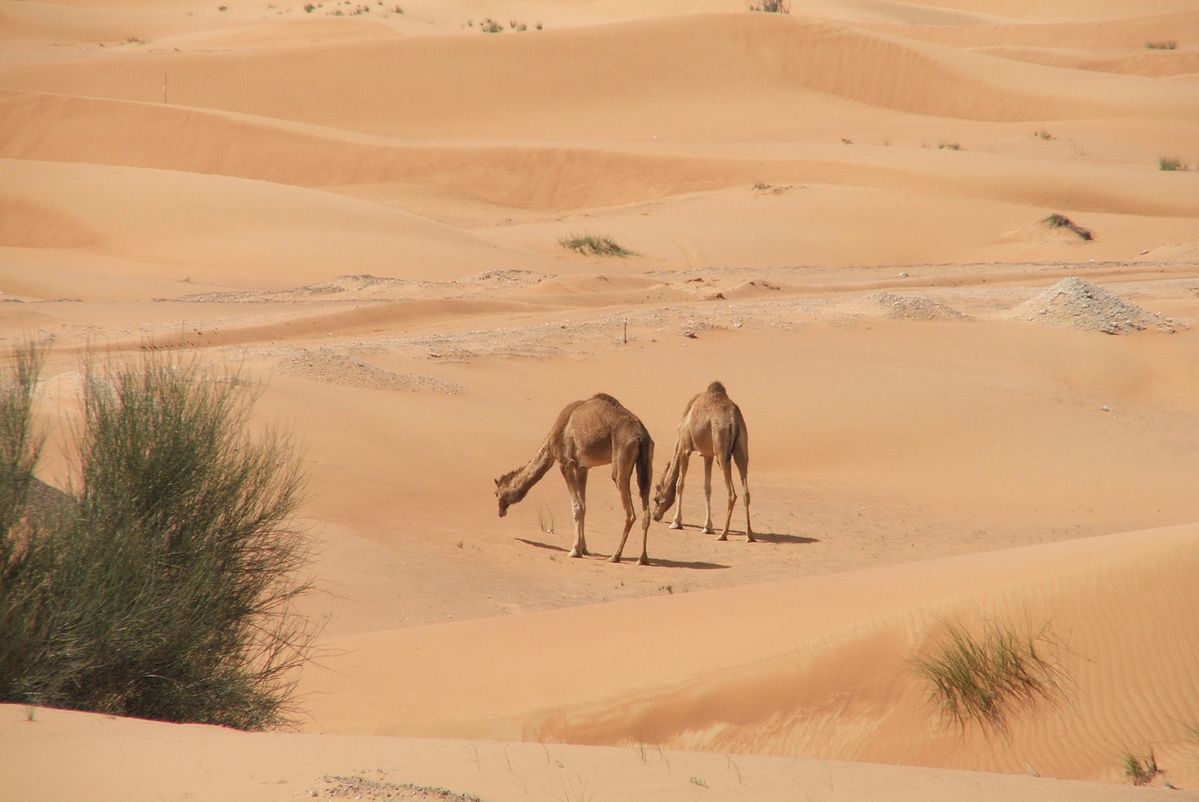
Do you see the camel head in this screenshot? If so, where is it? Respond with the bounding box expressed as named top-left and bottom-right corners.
top-left (495, 474), bottom-right (525, 517)
top-left (651, 464), bottom-right (677, 522)
top-left (494, 477), bottom-right (511, 517)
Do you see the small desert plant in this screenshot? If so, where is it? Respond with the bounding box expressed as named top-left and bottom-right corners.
top-left (559, 234), bottom-right (634, 258)
top-left (748, 0), bottom-right (790, 12)
top-left (537, 505), bottom-right (554, 535)
top-left (0, 345), bottom-right (314, 730)
top-left (1033, 129), bottom-right (1054, 140)
top-left (1043, 212), bottom-right (1093, 240)
top-left (689, 776), bottom-right (708, 788)
top-left (1145, 40), bottom-right (1177, 50)
top-left (938, 141), bottom-right (962, 151)
top-left (914, 618), bottom-right (1064, 733)
top-left (1123, 749), bottom-right (1160, 785)
top-left (480, 17), bottom-right (502, 33)
top-left (1159, 156), bottom-right (1187, 171)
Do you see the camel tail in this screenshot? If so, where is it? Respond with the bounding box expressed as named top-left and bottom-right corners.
top-left (636, 434), bottom-right (654, 506)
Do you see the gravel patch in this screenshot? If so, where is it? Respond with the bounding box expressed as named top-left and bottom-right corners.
top-left (835, 291), bottom-right (969, 321)
top-left (278, 347), bottom-right (462, 393)
top-left (1006, 277), bottom-right (1179, 334)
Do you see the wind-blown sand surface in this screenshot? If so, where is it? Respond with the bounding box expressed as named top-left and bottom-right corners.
top-left (3, 0), bottom-right (1199, 799)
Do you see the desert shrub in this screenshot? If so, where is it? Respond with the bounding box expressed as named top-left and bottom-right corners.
top-left (0, 347), bottom-right (313, 730)
top-left (0, 343), bottom-right (41, 542)
top-left (1158, 157), bottom-right (1187, 171)
top-left (559, 234), bottom-right (634, 257)
top-left (748, 0), bottom-right (790, 12)
top-left (1123, 749), bottom-right (1160, 785)
top-left (1145, 40), bottom-right (1177, 50)
top-left (1043, 213), bottom-right (1093, 240)
top-left (914, 618), bottom-right (1064, 733)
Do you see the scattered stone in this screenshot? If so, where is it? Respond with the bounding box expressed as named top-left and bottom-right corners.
top-left (683, 330), bottom-right (698, 339)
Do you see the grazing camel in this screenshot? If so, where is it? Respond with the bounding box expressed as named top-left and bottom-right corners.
top-left (495, 393), bottom-right (655, 565)
top-left (652, 381), bottom-right (753, 541)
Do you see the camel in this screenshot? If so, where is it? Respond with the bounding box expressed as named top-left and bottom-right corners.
top-left (495, 393), bottom-right (655, 565)
top-left (652, 381), bottom-right (753, 541)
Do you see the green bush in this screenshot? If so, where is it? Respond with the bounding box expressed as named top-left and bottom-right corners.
top-left (0, 347), bottom-right (313, 730)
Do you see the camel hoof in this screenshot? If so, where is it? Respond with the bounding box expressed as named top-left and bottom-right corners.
top-left (568, 549), bottom-right (583, 558)
top-left (637, 555), bottom-right (649, 566)
top-left (747, 535), bottom-right (757, 543)
top-left (717, 534), bottom-right (728, 541)
top-left (668, 521), bottom-right (683, 530)
top-left (703, 527), bottom-right (715, 535)
top-left (609, 554), bottom-right (621, 564)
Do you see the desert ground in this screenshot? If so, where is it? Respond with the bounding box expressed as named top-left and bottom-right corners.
top-left (3, 0), bottom-right (1199, 799)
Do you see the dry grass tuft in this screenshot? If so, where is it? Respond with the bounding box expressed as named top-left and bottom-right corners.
top-left (1122, 749), bottom-right (1160, 785)
top-left (559, 235), bottom-right (634, 258)
top-left (914, 619), bottom-right (1065, 734)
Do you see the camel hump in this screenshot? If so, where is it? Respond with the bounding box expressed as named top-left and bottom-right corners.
top-left (591, 392), bottom-right (622, 406)
top-left (707, 381), bottom-right (727, 396)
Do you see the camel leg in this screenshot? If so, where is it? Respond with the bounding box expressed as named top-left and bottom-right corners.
top-left (637, 484), bottom-right (651, 566)
top-left (702, 455), bottom-right (715, 534)
top-left (668, 451), bottom-right (691, 530)
top-left (562, 462), bottom-right (589, 558)
top-left (717, 457), bottom-right (737, 541)
top-left (610, 449), bottom-right (637, 564)
top-left (734, 441), bottom-right (754, 542)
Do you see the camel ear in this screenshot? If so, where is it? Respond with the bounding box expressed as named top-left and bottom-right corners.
top-left (494, 477), bottom-right (500, 486)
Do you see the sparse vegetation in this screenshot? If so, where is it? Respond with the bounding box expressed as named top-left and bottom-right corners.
top-left (1159, 156), bottom-right (1188, 171)
top-left (321, 776), bottom-right (482, 801)
top-left (1145, 40), bottom-right (1177, 50)
top-left (0, 345), bottom-right (314, 730)
top-left (559, 234), bottom-right (634, 258)
top-left (690, 776), bottom-right (709, 788)
top-left (914, 619), bottom-right (1064, 733)
top-left (1043, 213), bottom-right (1093, 241)
top-left (537, 505), bottom-right (554, 535)
top-left (480, 17), bottom-right (502, 33)
top-left (1033, 129), bottom-right (1054, 140)
top-left (1122, 749), bottom-right (1160, 785)
top-left (748, 0), bottom-right (790, 12)
top-left (938, 141), bottom-right (962, 151)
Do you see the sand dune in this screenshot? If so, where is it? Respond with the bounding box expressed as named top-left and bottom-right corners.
top-left (298, 524), bottom-right (1199, 786)
top-left (1, 704), bottom-right (1162, 802)
top-left (4, 14), bottom-right (1196, 140)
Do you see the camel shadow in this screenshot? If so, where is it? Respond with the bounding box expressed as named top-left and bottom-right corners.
top-left (750, 531), bottom-right (819, 545)
top-left (647, 557), bottom-right (730, 570)
top-left (663, 525), bottom-right (818, 546)
top-left (515, 538), bottom-right (729, 570)
top-left (515, 537), bottom-right (568, 553)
